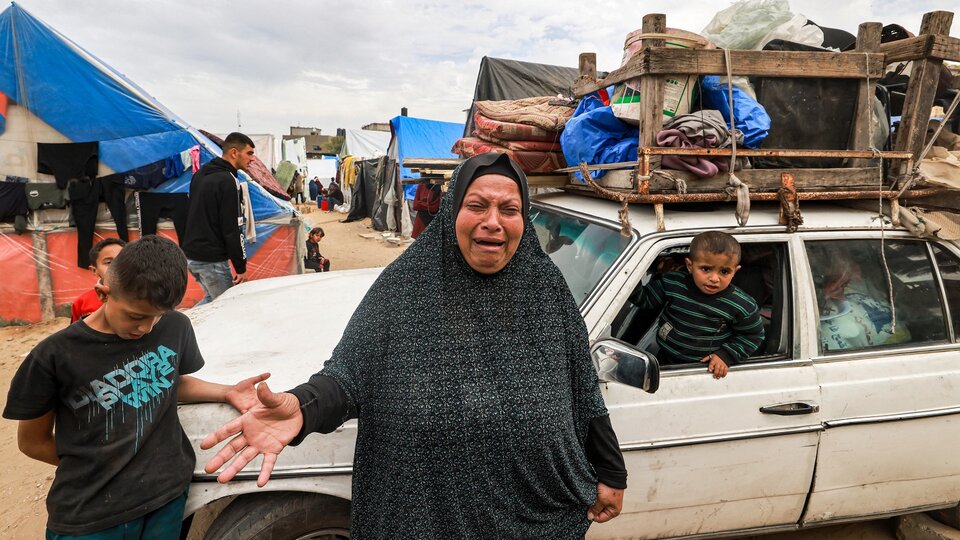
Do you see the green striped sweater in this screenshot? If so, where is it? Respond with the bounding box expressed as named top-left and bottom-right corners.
top-left (630, 271), bottom-right (764, 365)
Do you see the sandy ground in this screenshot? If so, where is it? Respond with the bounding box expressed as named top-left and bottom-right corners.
top-left (0, 208), bottom-right (900, 538)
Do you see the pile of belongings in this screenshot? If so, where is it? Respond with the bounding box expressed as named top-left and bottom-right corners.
top-left (453, 96), bottom-right (573, 174)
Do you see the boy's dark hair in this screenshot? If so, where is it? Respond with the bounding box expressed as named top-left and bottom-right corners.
top-left (223, 132), bottom-right (255, 153)
top-left (89, 237), bottom-right (127, 266)
top-left (689, 231), bottom-right (741, 263)
top-left (108, 235), bottom-right (188, 310)
top-left (309, 227), bottom-right (325, 237)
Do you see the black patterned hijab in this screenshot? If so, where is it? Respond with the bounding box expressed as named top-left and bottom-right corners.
top-left (320, 153), bottom-right (608, 539)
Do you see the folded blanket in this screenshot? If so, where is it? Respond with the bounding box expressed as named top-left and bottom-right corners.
top-left (656, 110), bottom-right (740, 179)
top-left (475, 97), bottom-right (576, 131)
top-left (474, 131), bottom-right (563, 153)
top-left (474, 112), bottom-right (560, 143)
top-left (453, 137), bottom-right (566, 174)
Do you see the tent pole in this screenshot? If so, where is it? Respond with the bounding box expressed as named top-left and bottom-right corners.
top-left (32, 231), bottom-right (56, 321)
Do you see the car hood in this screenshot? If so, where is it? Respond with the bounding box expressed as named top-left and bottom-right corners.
top-left (186, 267), bottom-right (383, 390)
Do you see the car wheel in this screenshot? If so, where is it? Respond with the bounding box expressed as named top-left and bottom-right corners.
top-left (203, 491), bottom-right (350, 540)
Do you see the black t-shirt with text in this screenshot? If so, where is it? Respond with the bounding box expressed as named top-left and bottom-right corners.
top-left (3, 310), bottom-right (204, 535)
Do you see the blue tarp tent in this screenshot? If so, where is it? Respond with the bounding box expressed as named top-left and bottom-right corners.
top-left (388, 116), bottom-right (464, 201)
top-left (0, 2), bottom-right (291, 223)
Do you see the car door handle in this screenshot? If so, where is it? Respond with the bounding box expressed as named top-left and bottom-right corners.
top-left (760, 402), bottom-right (820, 415)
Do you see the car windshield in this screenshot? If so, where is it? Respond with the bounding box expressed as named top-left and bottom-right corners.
top-left (530, 204), bottom-right (632, 306)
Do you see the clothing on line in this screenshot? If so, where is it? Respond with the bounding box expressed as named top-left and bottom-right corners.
top-left (69, 176), bottom-right (129, 268)
top-left (135, 191), bottom-right (189, 241)
top-left (37, 142), bottom-right (99, 189)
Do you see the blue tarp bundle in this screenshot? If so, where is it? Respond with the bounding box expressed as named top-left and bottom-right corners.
top-left (0, 3), bottom-right (291, 221)
top-left (390, 116), bottom-right (464, 200)
top-left (561, 91), bottom-right (639, 182)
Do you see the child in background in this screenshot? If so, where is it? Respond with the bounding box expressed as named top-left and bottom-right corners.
top-left (71, 237), bottom-right (126, 322)
top-left (4, 235), bottom-right (268, 539)
top-left (630, 231), bottom-right (764, 379)
top-left (305, 226), bottom-right (330, 272)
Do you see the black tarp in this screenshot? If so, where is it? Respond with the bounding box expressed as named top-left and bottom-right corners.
top-left (753, 40), bottom-right (860, 169)
top-left (464, 57), bottom-right (606, 137)
top-left (345, 156), bottom-right (397, 230)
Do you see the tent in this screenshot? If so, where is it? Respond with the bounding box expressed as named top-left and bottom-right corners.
top-left (340, 129), bottom-right (390, 160)
top-left (0, 3), bottom-right (298, 324)
top-left (389, 115), bottom-right (464, 202)
top-left (464, 56), bottom-right (602, 136)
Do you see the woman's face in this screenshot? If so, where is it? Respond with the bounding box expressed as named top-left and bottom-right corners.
top-left (455, 174), bottom-right (524, 274)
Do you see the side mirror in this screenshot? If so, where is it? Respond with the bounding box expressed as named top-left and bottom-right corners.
top-left (591, 338), bottom-right (660, 393)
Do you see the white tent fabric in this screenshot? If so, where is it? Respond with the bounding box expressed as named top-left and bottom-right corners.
top-left (217, 133), bottom-right (279, 169)
top-left (307, 158), bottom-right (338, 187)
top-left (341, 129), bottom-right (390, 159)
top-left (282, 137), bottom-right (307, 171)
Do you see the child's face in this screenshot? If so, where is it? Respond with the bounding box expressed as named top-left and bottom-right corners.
top-left (93, 284), bottom-right (167, 340)
top-left (90, 244), bottom-right (123, 280)
top-left (685, 252), bottom-right (740, 295)
top-left (310, 232), bottom-right (323, 243)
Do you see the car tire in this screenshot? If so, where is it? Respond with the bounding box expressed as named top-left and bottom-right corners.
top-left (202, 491), bottom-right (351, 540)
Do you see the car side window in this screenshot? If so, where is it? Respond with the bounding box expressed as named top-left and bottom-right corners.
top-left (806, 240), bottom-right (948, 354)
top-left (932, 244), bottom-right (960, 340)
top-left (610, 241), bottom-right (790, 368)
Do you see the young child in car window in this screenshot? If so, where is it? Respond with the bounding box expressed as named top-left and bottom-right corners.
top-left (630, 231), bottom-right (764, 379)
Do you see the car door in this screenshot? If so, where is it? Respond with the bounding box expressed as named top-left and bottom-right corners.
top-left (586, 234), bottom-right (822, 540)
top-left (800, 235), bottom-right (960, 524)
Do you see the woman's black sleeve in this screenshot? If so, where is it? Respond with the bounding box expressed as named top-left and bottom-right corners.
top-left (286, 374), bottom-right (357, 446)
top-left (585, 415), bottom-right (628, 489)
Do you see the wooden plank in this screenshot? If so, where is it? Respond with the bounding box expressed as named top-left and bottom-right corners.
top-left (32, 231), bottom-right (55, 321)
top-left (402, 158), bottom-right (461, 168)
top-left (527, 175), bottom-right (568, 188)
top-left (893, 11), bottom-right (954, 176)
top-left (848, 22), bottom-right (883, 168)
top-left (639, 14), bottom-right (666, 174)
top-left (582, 167), bottom-right (886, 193)
top-left (577, 52), bottom-right (598, 94)
top-left (882, 34), bottom-right (960, 63)
top-left (574, 49), bottom-right (886, 96)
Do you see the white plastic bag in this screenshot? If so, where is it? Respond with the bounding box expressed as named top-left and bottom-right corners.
top-left (702, 0), bottom-right (797, 49)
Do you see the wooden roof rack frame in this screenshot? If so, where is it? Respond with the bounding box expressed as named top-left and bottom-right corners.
top-left (566, 11), bottom-right (960, 230)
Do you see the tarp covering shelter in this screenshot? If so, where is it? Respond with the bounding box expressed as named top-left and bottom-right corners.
top-left (464, 56), bottom-right (595, 137)
top-left (0, 3), bottom-right (298, 324)
top-left (389, 115), bottom-right (464, 202)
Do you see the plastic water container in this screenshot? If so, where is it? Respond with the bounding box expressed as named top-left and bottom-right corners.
top-left (611, 28), bottom-right (710, 126)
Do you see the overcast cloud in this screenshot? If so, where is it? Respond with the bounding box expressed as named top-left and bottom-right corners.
top-left (15, 0), bottom-right (943, 136)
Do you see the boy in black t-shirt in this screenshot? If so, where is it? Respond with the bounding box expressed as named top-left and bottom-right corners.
top-left (3, 235), bottom-right (269, 539)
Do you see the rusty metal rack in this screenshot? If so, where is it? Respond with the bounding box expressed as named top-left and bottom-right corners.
top-left (565, 10), bottom-right (960, 230)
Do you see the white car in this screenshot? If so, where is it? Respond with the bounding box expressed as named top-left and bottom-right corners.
top-left (180, 193), bottom-right (960, 539)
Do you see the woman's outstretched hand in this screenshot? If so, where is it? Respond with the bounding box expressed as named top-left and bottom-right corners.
top-left (201, 382), bottom-right (304, 487)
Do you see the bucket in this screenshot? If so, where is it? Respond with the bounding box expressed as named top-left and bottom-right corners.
top-left (611, 28), bottom-right (710, 126)
top-left (321, 197), bottom-right (329, 211)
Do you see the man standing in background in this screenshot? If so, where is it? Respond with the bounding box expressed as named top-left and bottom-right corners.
top-left (182, 132), bottom-right (254, 305)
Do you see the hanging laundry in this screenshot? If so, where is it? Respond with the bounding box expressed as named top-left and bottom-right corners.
top-left (25, 182), bottom-right (68, 210)
top-left (0, 181), bottom-right (28, 233)
top-left (190, 146), bottom-right (200, 173)
top-left (0, 90), bottom-right (7, 135)
top-left (135, 191), bottom-right (188, 240)
top-left (37, 141), bottom-right (99, 189)
top-left (164, 154), bottom-right (185, 180)
top-left (119, 159), bottom-right (166, 189)
top-left (70, 175), bottom-right (129, 268)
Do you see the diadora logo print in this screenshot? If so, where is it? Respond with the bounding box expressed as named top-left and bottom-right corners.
top-left (68, 346), bottom-right (178, 412)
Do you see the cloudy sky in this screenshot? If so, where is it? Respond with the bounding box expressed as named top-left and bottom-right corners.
top-left (15, 0), bottom-right (943, 137)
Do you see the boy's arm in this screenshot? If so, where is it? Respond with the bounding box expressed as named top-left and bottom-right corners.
top-left (715, 303), bottom-right (765, 366)
top-left (180, 373), bottom-right (269, 413)
top-left (17, 411), bottom-right (58, 466)
top-left (629, 274), bottom-right (667, 312)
